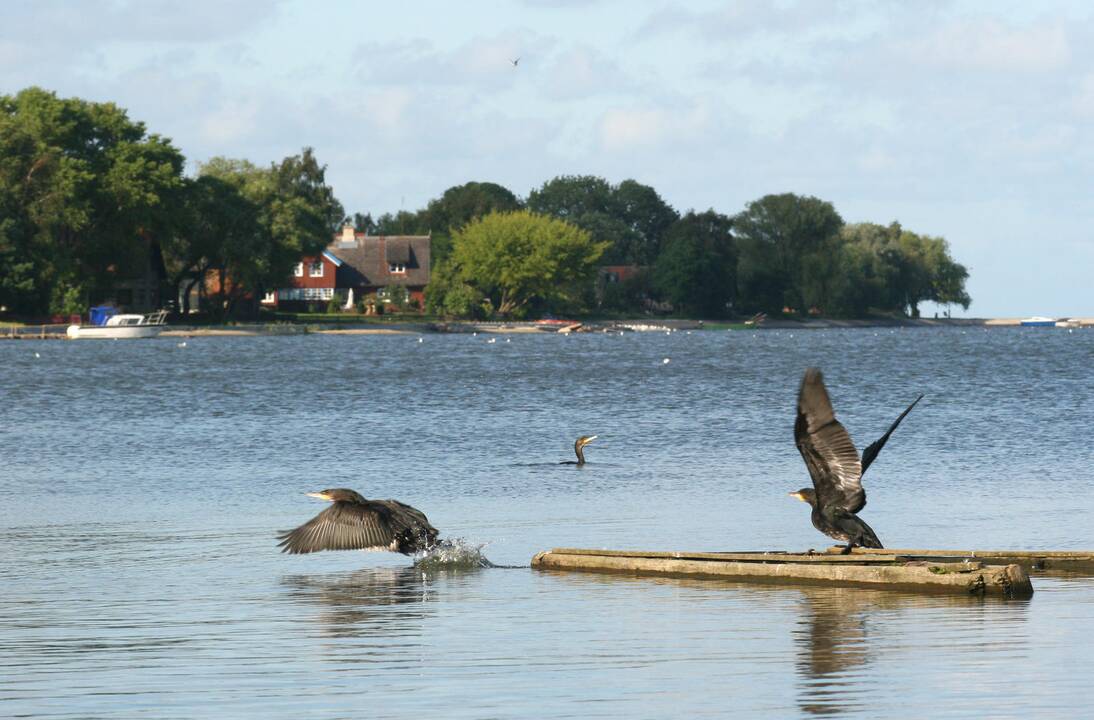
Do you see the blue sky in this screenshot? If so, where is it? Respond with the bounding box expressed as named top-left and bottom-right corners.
top-left (4, 0), bottom-right (1092, 317)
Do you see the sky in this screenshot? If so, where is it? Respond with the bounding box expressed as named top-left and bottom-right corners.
top-left (3, 0), bottom-right (1092, 317)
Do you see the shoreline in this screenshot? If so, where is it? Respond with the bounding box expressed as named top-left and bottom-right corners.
top-left (159, 316), bottom-right (1093, 337)
top-left (4, 316), bottom-right (1091, 340)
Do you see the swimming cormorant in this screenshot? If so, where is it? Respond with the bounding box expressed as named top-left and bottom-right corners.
top-left (277, 489), bottom-right (438, 555)
top-left (790, 368), bottom-right (922, 553)
top-left (560, 435), bottom-right (597, 465)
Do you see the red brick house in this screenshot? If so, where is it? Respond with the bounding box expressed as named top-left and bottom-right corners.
top-left (261, 251), bottom-right (342, 308)
top-left (264, 224), bottom-right (431, 310)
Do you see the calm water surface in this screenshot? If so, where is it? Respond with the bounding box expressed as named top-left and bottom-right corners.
top-left (2, 327), bottom-right (1093, 717)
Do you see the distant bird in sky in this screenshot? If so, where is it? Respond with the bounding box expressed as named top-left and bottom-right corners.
top-left (511, 57), bottom-right (520, 67)
top-left (790, 368), bottom-right (923, 553)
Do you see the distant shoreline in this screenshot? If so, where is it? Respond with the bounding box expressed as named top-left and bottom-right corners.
top-left (4, 316), bottom-right (1089, 340)
top-left (155, 316), bottom-right (1093, 337)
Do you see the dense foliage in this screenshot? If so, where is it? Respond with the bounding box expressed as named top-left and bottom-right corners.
top-left (0, 87), bottom-right (185, 315)
top-left (427, 211), bottom-right (608, 318)
top-left (1, 87), bottom-right (971, 321)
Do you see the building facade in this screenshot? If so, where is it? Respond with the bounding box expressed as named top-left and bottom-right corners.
top-left (264, 225), bottom-right (431, 311)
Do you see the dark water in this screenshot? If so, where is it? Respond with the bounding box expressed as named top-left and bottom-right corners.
top-left (2, 327), bottom-right (1092, 718)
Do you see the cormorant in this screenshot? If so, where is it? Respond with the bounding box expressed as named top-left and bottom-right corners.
top-left (560, 435), bottom-right (597, 465)
top-left (789, 368), bottom-right (922, 553)
top-left (277, 489), bottom-right (438, 555)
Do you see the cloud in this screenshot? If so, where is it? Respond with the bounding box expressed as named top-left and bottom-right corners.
top-left (899, 17), bottom-right (1071, 73)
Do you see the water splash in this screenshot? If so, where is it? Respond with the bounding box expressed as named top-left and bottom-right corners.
top-left (414, 538), bottom-right (495, 570)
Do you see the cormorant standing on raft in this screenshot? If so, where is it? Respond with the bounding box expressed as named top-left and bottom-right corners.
top-left (560, 435), bottom-right (597, 465)
top-left (277, 489), bottom-right (438, 556)
top-left (790, 368), bottom-right (922, 553)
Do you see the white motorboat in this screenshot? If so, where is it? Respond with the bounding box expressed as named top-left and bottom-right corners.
top-left (67, 310), bottom-right (168, 339)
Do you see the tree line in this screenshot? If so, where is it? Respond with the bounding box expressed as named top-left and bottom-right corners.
top-left (384, 177), bottom-right (971, 319)
top-left (0, 87), bottom-right (343, 319)
top-left (0, 87), bottom-right (970, 320)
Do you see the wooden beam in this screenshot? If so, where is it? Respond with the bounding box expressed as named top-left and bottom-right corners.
top-left (532, 548), bottom-right (1033, 598)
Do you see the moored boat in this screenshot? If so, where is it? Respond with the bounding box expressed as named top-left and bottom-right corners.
top-left (67, 310), bottom-right (168, 339)
top-left (1020, 316), bottom-right (1057, 327)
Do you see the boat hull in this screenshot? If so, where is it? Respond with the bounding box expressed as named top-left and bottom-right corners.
top-left (66, 325), bottom-right (165, 339)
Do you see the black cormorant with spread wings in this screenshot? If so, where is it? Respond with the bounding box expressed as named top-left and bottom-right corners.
top-left (789, 368), bottom-right (922, 553)
top-left (560, 435), bottom-right (597, 465)
top-left (277, 489), bottom-right (438, 556)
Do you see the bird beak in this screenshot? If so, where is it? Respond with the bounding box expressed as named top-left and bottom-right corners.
top-left (788, 491), bottom-right (803, 502)
top-left (586, 435), bottom-right (598, 443)
top-left (306, 492), bottom-right (331, 501)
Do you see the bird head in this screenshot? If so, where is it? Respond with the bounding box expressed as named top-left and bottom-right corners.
top-left (576, 435), bottom-right (598, 449)
top-left (789, 488), bottom-right (817, 507)
top-left (307, 488), bottom-right (366, 504)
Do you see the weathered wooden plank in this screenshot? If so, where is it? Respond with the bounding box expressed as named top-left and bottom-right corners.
top-left (548, 548), bottom-right (908, 565)
top-left (833, 547), bottom-right (1094, 572)
top-left (531, 548), bottom-right (1033, 598)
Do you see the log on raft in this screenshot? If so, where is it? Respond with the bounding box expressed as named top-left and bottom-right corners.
top-left (831, 547), bottom-right (1094, 573)
top-left (531, 548), bottom-right (1033, 598)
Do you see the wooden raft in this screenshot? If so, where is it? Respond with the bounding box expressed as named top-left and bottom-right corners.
top-left (833, 547), bottom-right (1094, 573)
top-left (531, 548), bottom-right (1033, 598)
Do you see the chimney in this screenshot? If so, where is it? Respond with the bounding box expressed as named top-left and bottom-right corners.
top-left (341, 223), bottom-right (355, 243)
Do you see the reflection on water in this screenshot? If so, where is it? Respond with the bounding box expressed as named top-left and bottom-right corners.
top-left (792, 589), bottom-right (1022, 716)
top-left (282, 566), bottom-right (438, 639)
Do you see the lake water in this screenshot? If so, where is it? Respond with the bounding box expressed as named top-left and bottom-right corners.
top-left (2, 327), bottom-right (1093, 718)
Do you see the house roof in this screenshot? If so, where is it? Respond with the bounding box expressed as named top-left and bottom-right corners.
top-left (328, 235), bottom-right (431, 287)
top-left (321, 250), bottom-right (343, 267)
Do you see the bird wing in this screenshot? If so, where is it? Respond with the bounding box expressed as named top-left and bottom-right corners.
top-left (378, 499), bottom-right (438, 541)
top-left (277, 501), bottom-right (396, 554)
top-left (860, 394), bottom-right (923, 477)
top-left (795, 368), bottom-right (865, 512)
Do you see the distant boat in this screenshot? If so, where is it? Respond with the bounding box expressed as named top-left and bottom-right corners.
top-left (67, 310), bottom-right (168, 339)
top-left (1020, 316), bottom-right (1057, 327)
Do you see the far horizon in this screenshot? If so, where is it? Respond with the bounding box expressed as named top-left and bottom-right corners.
top-left (3, 1), bottom-right (1092, 317)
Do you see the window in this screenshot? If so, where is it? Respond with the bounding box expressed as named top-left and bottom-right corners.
top-left (309, 260), bottom-right (324, 277)
top-left (293, 262), bottom-right (304, 277)
top-left (277, 288), bottom-right (334, 301)
top-left (388, 263), bottom-right (406, 274)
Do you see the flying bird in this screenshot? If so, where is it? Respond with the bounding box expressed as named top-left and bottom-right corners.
top-left (511, 57), bottom-right (520, 67)
top-left (277, 489), bottom-right (438, 556)
top-left (560, 435), bottom-right (597, 466)
top-left (789, 368), bottom-right (922, 553)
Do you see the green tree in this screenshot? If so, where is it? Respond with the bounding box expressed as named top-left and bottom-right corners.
top-left (527, 175), bottom-right (677, 266)
top-left (445, 210), bottom-right (608, 317)
top-left (422, 181), bottom-right (522, 264)
top-left (653, 210), bottom-right (736, 317)
top-left (733, 193), bottom-right (844, 313)
top-left (831, 222), bottom-right (971, 317)
top-left (189, 148), bottom-right (342, 318)
top-left (0, 87), bottom-right (185, 315)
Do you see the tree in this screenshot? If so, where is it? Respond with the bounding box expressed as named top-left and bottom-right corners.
top-left (0, 87), bottom-right (186, 315)
top-left (733, 193), bottom-right (844, 313)
top-left (421, 181), bottom-right (522, 264)
top-left (527, 175), bottom-right (677, 266)
top-left (443, 210), bottom-right (608, 317)
top-left (181, 148), bottom-right (342, 318)
top-left (653, 210), bottom-right (736, 317)
top-left (613, 180), bottom-right (679, 265)
top-left (831, 222), bottom-right (971, 317)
